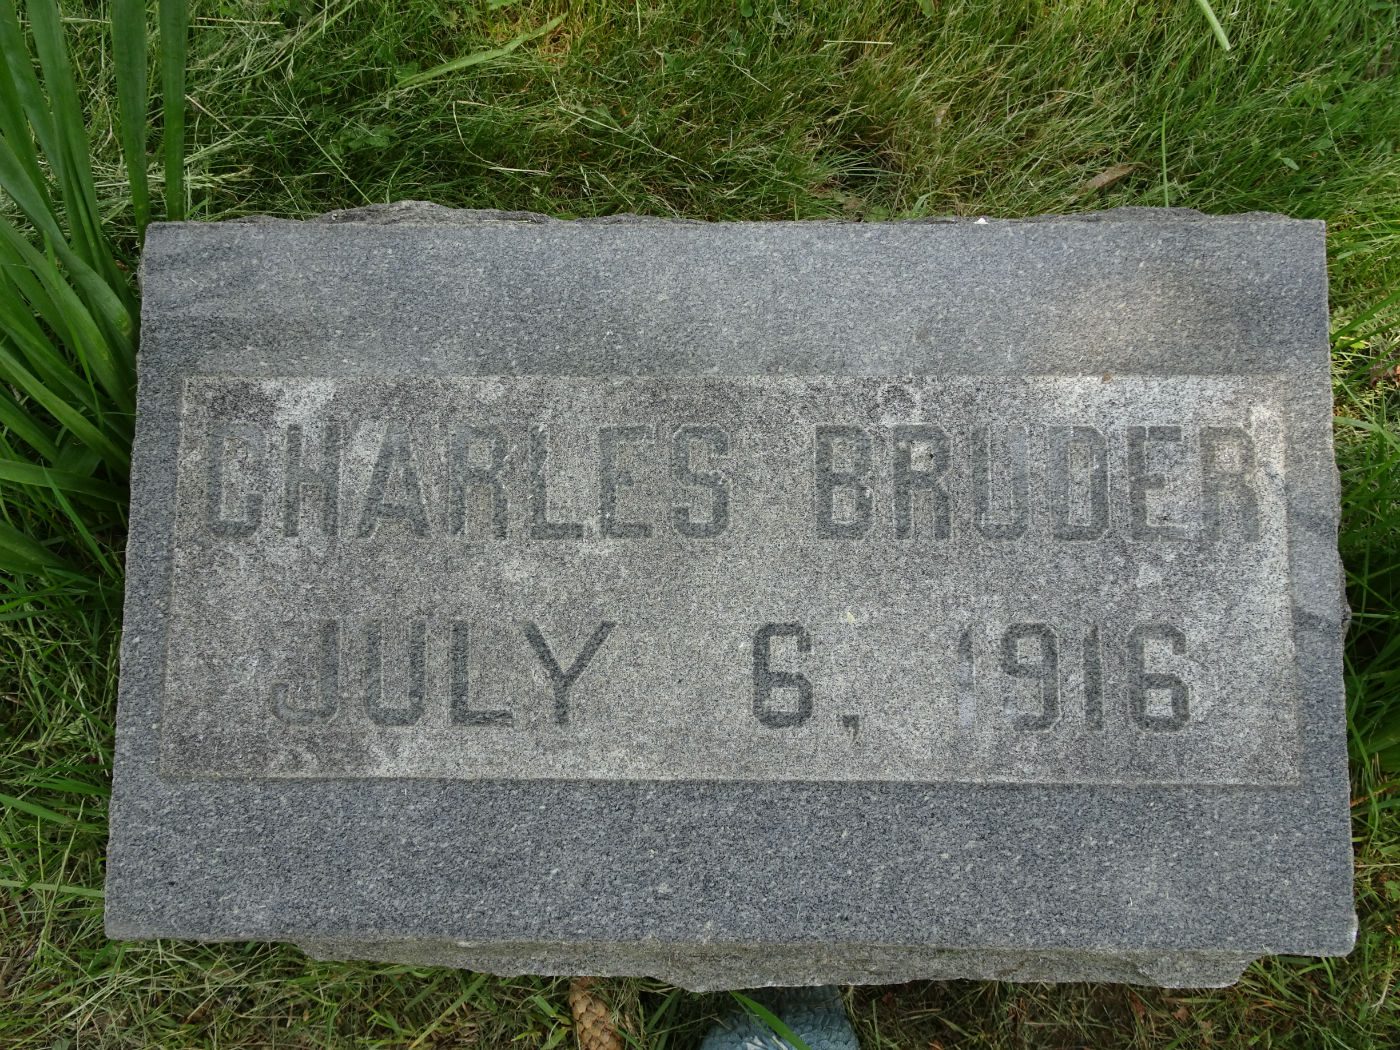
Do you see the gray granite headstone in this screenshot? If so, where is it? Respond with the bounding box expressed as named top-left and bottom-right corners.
top-left (106, 205), bottom-right (1355, 989)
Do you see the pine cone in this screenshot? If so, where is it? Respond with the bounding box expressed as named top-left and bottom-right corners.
top-left (569, 977), bottom-right (624, 1050)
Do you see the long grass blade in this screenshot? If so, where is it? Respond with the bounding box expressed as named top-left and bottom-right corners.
top-left (729, 995), bottom-right (816, 1050)
top-left (26, 0), bottom-right (123, 290)
top-left (0, 271), bottom-right (102, 407)
top-left (1333, 287), bottom-right (1400, 341)
top-left (46, 478), bottom-right (124, 579)
top-left (0, 459), bottom-right (126, 502)
top-left (0, 222), bottom-right (134, 414)
top-left (0, 386), bottom-right (60, 461)
top-left (28, 774), bottom-right (111, 798)
top-left (112, 0), bottom-right (151, 233)
top-left (0, 789), bottom-right (101, 826)
top-left (398, 14), bottom-right (564, 88)
top-left (0, 119), bottom-right (64, 241)
top-left (0, 580), bottom-right (109, 617)
top-left (0, 342), bottom-right (129, 473)
top-left (158, 0), bottom-right (187, 220)
top-left (0, 0), bottom-right (59, 218)
top-left (0, 128), bottom-right (138, 351)
top-left (1192, 0), bottom-right (1232, 51)
top-left (0, 518), bottom-right (70, 570)
top-left (2, 10), bottom-right (140, 372)
top-left (0, 17), bottom-right (49, 208)
top-left (0, 878), bottom-right (105, 900)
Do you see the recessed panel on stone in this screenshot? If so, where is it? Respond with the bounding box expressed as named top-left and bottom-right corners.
top-left (164, 373), bottom-right (1297, 785)
top-left (108, 207), bottom-right (1354, 989)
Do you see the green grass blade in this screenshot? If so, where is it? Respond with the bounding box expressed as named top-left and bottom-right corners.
top-left (0, 269), bottom-right (102, 407)
top-left (0, 18), bottom-right (49, 210)
top-left (0, 578), bottom-right (108, 616)
top-left (112, 0), bottom-right (151, 234)
top-left (23, 259), bottom-right (132, 415)
top-left (25, 0), bottom-right (120, 286)
top-left (0, 459), bottom-right (125, 502)
top-left (0, 210), bottom-right (136, 362)
top-left (26, 775), bottom-right (110, 798)
top-left (397, 14), bottom-right (564, 88)
top-left (0, 121), bottom-right (66, 242)
top-left (729, 994), bottom-right (817, 1050)
top-left (0, 878), bottom-right (105, 900)
top-left (1192, 0), bottom-right (1232, 51)
top-left (0, 385), bottom-right (59, 461)
top-left (0, 222), bottom-right (134, 415)
top-left (0, 121), bottom-right (138, 352)
top-left (0, 789), bottom-right (98, 826)
top-left (158, 0), bottom-right (187, 220)
top-left (0, 517), bottom-right (69, 570)
top-left (44, 477), bottom-right (124, 578)
top-left (0, 0), bottom-right (60, 219)
top-left (1336, 415), bottom-right (1400, 445)
top-left (1333, 287), bottom-right (1400, 341)
top-left (0, 342), bottom-right (129, 473)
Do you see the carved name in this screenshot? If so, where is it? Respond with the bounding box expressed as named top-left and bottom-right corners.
top-left (205, 419), bottom-right (1261, 544)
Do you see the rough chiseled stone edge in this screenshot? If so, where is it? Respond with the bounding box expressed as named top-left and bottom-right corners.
top-left (293, 938), bottom-right (1258, 992)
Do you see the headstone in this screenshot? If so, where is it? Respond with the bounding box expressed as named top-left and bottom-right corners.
top-left (107, 205), bottom-right (1354, 989)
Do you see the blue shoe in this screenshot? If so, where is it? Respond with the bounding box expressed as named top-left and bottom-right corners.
top-left (699, 986), bottom-right (859, 1050)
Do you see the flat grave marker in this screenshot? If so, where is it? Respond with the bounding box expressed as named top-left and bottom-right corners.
top-left (107, 206), bottom-right (1354, 988)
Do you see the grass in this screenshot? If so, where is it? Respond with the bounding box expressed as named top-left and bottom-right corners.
top-left (2, 0), bottom-right (1399, 1046)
